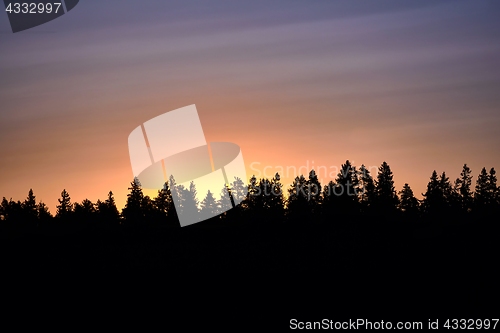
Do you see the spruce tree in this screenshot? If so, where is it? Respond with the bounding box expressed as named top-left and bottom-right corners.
top-left (153, 183), bottom-right (177, 226)
top-left (200, 190), bottom-right (218, 217)
top-left (269, 173), bottom-right (285, 222)
top-left (474, 167), bottom-right (489, 210)
top-left (306, 170), bottom-right (322, 218)
top-left (488, 168), bottom-right (498, 206)
top-left (99, 191), bottom-right (120, 224)
top-left (399, 183), bottom-right (419, 217)
top-left (37, 202), bottom-right (52, 224)
top-left (286, 175), bottom-right (308, 223)
top-left (22, 189), bottom-right (37, 218)
top-left (56, 189), bottom-right (73, 219)
top-left (374, 161), bottom-right (399, 214)
top-left (230, 177), bottom-right (248, 207)
top-left (358, 164), bottom-right (376, 214)
top-left (422, 170), bottom-right (440, 215)
top-left (74, 199), bottom-right (96, 223)
top-left (218, 185), bottom-right (233, 215)
top-left (122, 178), bottom-right (145, 225)
top-left (334, 160), bottom-right (359, 215)
top-left (454, 164), bottom-right (473, 213)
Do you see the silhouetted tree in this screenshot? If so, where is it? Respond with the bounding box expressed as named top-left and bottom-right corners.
top-left (217, 185), bottom-right (233, 217)
top-left (37, 202), bottom-right (52, 226)
top-left (488, 168), bottom-right (499, 212)
top-left (0, 198), bottom-right (18, 222)
top-left (268, 173), bottom-right (285, 223)
top-left (201, 190), bottom-right (218, 218)
top-left (422, 171), bottom-right (439, 216)
top-left (475, 167), bottom-right (489, 208)
top-left (0, 198), bottom-right (6, 222)
top-left (226, 177), bottom-right (247, 220)
top-left (19, 189), bottom-right (39, 229)
top-left (287, 175), bottom-right (309, 223)
top-left (73, 199), bottom-right (96, 224)
top-left (399, 183), bottom-right (419, 218)
top-left (322, 181), bottom-right (336, 220)
top-left (97, 191), bottom-right (121, 226)
top-left (143, 195), bottom-right (156, 223)
top-left (306, 170), bottom-right (322, 219)
top-left (169, 179), bottom-right (200, 222)
top-left (374, 162), bottom-right (399, 215)
top-left (358, 164), bottom-right (376, 214)
top-left (152, 183), bottom-right (178, 227)
top-left (256, 178), bottom-right (272, 213)
top-left (22, 189), bottom-right (38, 218)
top-left (56, 189), bottom-right (73, 220)
top-left (475, 167), bottom-right (498, 217)
top-left (454, 164), bottom-right (473, 213)
top-left (243, 175), bottom-right (259, 217)
top-left (422, 171), bottom-right (453, 218)
top-left (122, 178), bottom-right (145, 225)
top-left (438, 171), bottom-right (453, 210)
top-left (335, 161), bottom-right (359, 215)
top-left (183, 181), bottom-right (199, 216)
top-left (231, 177), bottom-right (248, 207)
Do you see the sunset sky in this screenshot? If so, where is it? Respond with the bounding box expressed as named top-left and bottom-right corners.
top-left (1, 0), bottom-right (499, 212)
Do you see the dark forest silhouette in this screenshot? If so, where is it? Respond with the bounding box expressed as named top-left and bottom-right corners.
top-left (1, 161), bottom-right (498, 228)
top-left (1, 161), bottom-right (499, 321)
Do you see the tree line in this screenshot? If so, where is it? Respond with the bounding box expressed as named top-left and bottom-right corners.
top-left (1, 161), bottom-right (498, 230)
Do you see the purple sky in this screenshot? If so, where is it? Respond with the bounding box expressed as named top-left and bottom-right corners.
top-left (1, 0), bottom-right (499, 211)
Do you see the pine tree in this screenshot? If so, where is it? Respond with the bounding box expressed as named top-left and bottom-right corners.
top-left (230, 177), bottom-right (248, 207)
top-left (218, 185), bottom-right (233, 215)
top-left (169, 175), bottom-right (182, 215)
top-left (399, 183), bottom-right (419, 217)
top-left (322, 181), bottom-right (336, 219)
top-left (487, 168), bottom-right (498, 206)
top-left (98, 191), bottom-right (120, 224)
top-left (474, 167), bottom-right (489, 210)
top-left (175, 181), bottom-right (199, 223)
top-left (141, 195), bottom-right (155, 223)
top-left (244, 175), bottom-right (259, 213)
top-left (374, 161), bottom-right (399, 214)
top-left (422, 171), bottom-right (452, 216)
top-left (358, 164), bottom-right (376, 214)
top-left (5, 199), bottom-right (23, 222)
top-left (74, 199), bottom-right (96, 223)
top-left (257, 178), bottom-right (272, 212)
top-left (37, 202), bottom-right (52, 224)
top-left (200, 190), bottom-right (218, 218)
top-left (334, 160), bottom-right (359, 215)
top-left (22, 189), bottom-right (37, 218)
top-left (153, 183), bottom-right (177, 226)
top-left (306, 170), bottom-right (322, 218)
top-left (269, 173), bottom-right (285, 222)
top-left (56, 189), bottom-right (73, 219)
top-left (0, 197), bottom-right (8, 221)
top-left (438, 171), bottom-right (453, 211)
top-left (422, 170), bottom-right (440, 215)
top-left (454, 164), bottom-right (473, 213)
top-left (18, 189), bottom-right (38, 228)
top-left (286, 175), bottom-right (309, 223)
top-left (475, 167), bottom-right (499, 215)
top-left (184, 181), bottom-right (199, 213)
top-left (122, 178), bottom-right (145, 225)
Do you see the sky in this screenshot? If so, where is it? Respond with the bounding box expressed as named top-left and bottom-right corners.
top-left (1, 0), bottom-right (499, 212)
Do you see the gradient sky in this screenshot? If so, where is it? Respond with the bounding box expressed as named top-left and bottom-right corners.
top-left (1, 0), bottom-right (500, 212)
